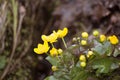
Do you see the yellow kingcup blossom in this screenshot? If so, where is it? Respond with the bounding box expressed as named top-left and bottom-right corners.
top-left (34, 41), bottom-right (50, 54)
top-left (52, 66), bottom-right (58, 71)
top-left (43, 41), bottom-right (50, 53)
top-left (100, 35), bottom-right (106, 42)
top-left (80, 62), bottom-right (86, 67)
top-left (50, 47), bottom-right (58, 57)
top-left (41, 35), bottom-right (48, 42)
top-left (87, 51), bottom-right (93, 58)
top-left (108, 35), bottom-right (119, 45)
top-left (79, 55), bottom-right (86, 62)
top-left (81, 32), bottom-right (88, 38)
top-left (41, 31), bottom-right (58, 43)
top-left (57, 27), bottom-right (68, 38)
top-left (81, 40), bottom-right (87, 45)
top-left (93, 30), bottom-right (99, 36)
top-left (48, 31), bottom-right (58, 43)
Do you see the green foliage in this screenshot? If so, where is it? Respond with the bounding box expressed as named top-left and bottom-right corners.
top-left (92, 57), bottom-right (119, 76)
top-left (45, 76), bottom-right (58, 80)
top-left (71, 67), bottom-right (89, 80)
top-left (92, 40), bottom-right (112, 55)
top-left (46, 56), bottom-right (58, 66)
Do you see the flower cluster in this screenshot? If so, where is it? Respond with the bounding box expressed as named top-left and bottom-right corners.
top-left (34, 28), bottom-right (120, 80)
top-left (34, 27), bottom-right (68, 55)
top-left (78, 30), bottom-right (119, 68)
top-left (80, 31), bottom-right (119, 46)
top-left (79, 50), bottom-right (94, 67)
top-left (34, 27), bottom-right (68, 71)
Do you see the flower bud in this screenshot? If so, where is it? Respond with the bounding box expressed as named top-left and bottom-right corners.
top-left (81, 32), bottom-right (88, 38)
top-left (52, 66), bottom-right (58, 71)
top-left (50, 48), bottom-right (58, 57)
top-left (81, 40), bottom-right (87, 45)
top-left (87, 51), bottom-right (93, 58)
top-left (58, 48), bottom-right (63, 55)
top-left (80, 62), bottom-right (86, 67)
top-left (100, 35), bottom-right (106, 42)
top-left (72, 37), bottom-right (77, 42)
top-left (79, 55), bottom-right (86, 62)
top-left (93, 30), bottom-right (99, 36)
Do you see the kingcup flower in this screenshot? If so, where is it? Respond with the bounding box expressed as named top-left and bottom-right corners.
top-left (100, 35), bottom-right (106, 42)
top-left (34, 41), bottom-right (50, 54)
top-left (34, 27), bottom-right (68, 55)
top-left (81, 32), bottom-right (88, 38)
top-left (80, 62), bottom-right (86, 67)
top-left (79, 55), bottom-right (86, 62)
top-left (41, 31), bottom-right (58, 43)
top-left (93, 30), bottom-right (99, 36)
top-left (50, 47), bottom-right (59, 57)
top-left (108, 35), bottom-right (119, 45)
top-left (52, 66), bottom-right (58, 71)
top-left (57, 27), bottom-right (68, 38)
top-left (81, 40), bottom-right (87, 45)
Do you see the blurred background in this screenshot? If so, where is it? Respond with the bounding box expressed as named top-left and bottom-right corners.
top-left (0, 0), bottom-right (120, 80)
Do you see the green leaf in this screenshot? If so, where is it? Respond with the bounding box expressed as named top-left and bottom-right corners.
top-left (113, 49), bottom-right (120, 57)
top-left (46, 56), bottom-right (58, 66)
top-left (70, 66), bottom-right (89, 80)
top-left (92, 57), bottom-right (118, 75)
top-left (104, 41), bottom-right (112, 56)
top-left (45, 76), bottom-right (58, 80)
top-left (111, 63), bottom-right (119, 70)
top-left (92, 44), bottom-right (106, 55)
top-left (92, 41), bottom-right (112, 55)
top-left (70, 67), bottom-right (81, 78)
top-left (72, 70), bottom-right (89, 80)
top-left (53, 70), bottom-right (70, 80)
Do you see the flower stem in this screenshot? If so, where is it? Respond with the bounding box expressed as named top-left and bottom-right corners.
top-left (46, 52), bottom-right (50, 56)
top-left (51, 43), bottom-right (55, 48)
top-left (62, 37), bottom-right (67, 48)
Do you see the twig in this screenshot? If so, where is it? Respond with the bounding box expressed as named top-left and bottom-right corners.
top-left (9, 38), bottom-right (32, 73)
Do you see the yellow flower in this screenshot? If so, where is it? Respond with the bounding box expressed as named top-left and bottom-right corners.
top-left (81, 32), bottom-right (88, 38)
top-left (50, 47), bottom-right (58, 57)
top-left (58, 48), bottom-right (63, 55)
top-left (108, 35), bottom-right (119, 45)
top-left (52, 66), bottom-right (58, 71)
top-left (87, 51), bottom-right (93, 58)
top-left (43, 41), bottom-right (50, 53)
top-left (93, 30), bottom-right (99, 36)
top-left (41, 35), bottom-right (48, 42)
top-left (107, 36), bottom-right (111, 40)
top-left (48, 31), bottom-right (58, 43)
top-left (80, 62), bottom-right (86, 67)
top-left (100, 35), bottom-right (106, 42)
top-left (41, 31), bottom-right (58, 43)
top-left (81, 40), bottom-right (87, 45)
top-left (79, 55), bottom-right (86, 62)
top-left (57, 27), bottom-right (68, 38)
top-left (34, 41), bottom-right (50, 54)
